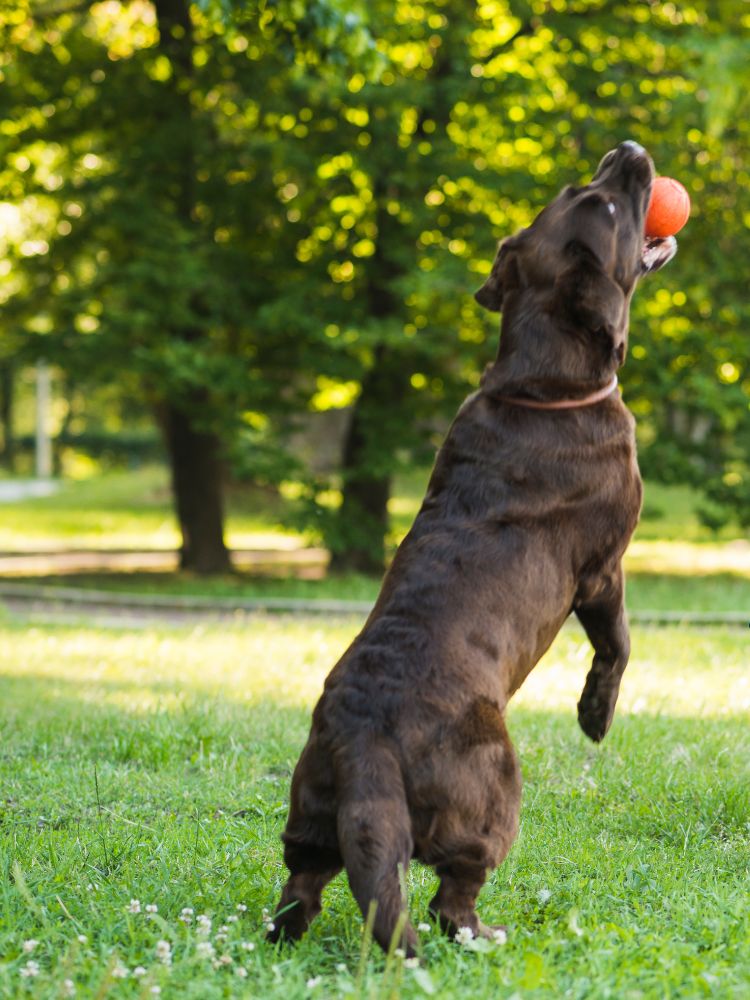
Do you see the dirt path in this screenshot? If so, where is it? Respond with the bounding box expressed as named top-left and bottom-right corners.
top-left (0, 546), bottom-right (328, 576)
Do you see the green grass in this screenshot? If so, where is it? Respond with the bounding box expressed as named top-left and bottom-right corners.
top-left (0, 615), bottom-right (748, 998)
top-left (0, 466), bottom-right (302, 551)
top-left (10, 565), bottom-right (750, 616)
top-left (2, 466), bottom-right (749, 616)
top-left (0, 466), bottom-right (744, 552)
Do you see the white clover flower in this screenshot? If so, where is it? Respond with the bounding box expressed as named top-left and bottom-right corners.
top-left (417, 922), bottom-right (431, 933)
top-left (306, 976), bottom-right (322, 989)
top-left (493, 928), bottom-right (508, 945)
top-left (22, 940), bottom-right (38, 954)
top-left (405, 957), bottom-right (420, 969)
top-left (132, 966), bottom-right (147, 978)
top-left (240, 941), bottom-right (255, 952)
top-left (179, 908), bottom-right (194, 924)
top-left (215, 932), bottom-right (228, 944)
top-left (227, 915), bottom-right (239, 924)
top-left (77, 934), bottom-right (88, 945)
top-left (236, 903), bottom-right (247, 913)
top-left (235, 966), bottom-right (248, 978)
top-left (127, 899), bottom-right (141, 914)
top-left (196, 915), bottom-right (212, 937)
top-left (335, 963), bottom-right (347, 973)
top-left (62, 979), bottom-right (76, 997)
top-left (538, 888), bottom-right (552, 904)
top-left (454, 926), bottom-right (474, 946)
top-left (145, 904), bottom-right (158, 915)
top-left (196, 941), bottom-right (215, 960)
top-left (20, 961), bottom-right (40, 979)
top-left (265, 922), bottom-right (275, 933)
top-left (155, 940), bottom-right (172, 965)
top-left (112, 963), bottom-right (129, 979)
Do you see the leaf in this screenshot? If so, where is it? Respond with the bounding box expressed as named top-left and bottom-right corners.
top-left (520, 952), bottom-right (545, 989)
top-left (567, 908), bottom-right (584, 938)
top-left (411, 967), bottom-right (436, 995)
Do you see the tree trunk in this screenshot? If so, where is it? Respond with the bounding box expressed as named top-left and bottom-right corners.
top-left (162, 402), bottom-right (231, 574)
top-left (330, 378), bottom-right (392, 575)
top-left (151, 0), bottom-right (230, 573)
top-left (0, 363), bottom-right (14, 472)
top-left (329, 181), bottom-right (408, 574)
top-left (330, 346), bottom-right (409, 575)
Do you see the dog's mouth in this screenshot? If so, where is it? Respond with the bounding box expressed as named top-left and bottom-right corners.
top-left (594, 142), bottom-right (678, 275)
top-left (641, 234), bottom-right (677, 273)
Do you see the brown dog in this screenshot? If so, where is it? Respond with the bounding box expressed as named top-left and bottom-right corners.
top-left (268, 142), bottom-right (677, 956)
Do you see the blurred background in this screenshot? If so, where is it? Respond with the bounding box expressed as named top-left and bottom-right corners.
top-left (0, 0), bottom-right (748, 614)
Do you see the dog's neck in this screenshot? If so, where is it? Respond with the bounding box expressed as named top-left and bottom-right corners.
top-left (482, 295), bottom-right (625, 405)
top-left (495, 374), bottom-right (619, 410)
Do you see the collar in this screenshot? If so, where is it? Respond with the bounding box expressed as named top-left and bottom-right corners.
top-left (497, 374), bottom-right (619, 411)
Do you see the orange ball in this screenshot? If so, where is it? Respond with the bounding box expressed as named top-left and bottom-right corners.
top-left (645, 176), bottom-right (691, 238)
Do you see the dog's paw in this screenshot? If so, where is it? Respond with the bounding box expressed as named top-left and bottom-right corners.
top-left (577, 698), bottom-right (610, 743)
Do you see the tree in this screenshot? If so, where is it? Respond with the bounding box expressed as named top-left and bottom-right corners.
top-left (0, 0), bottom-right (375, 571)
top-left (292, 0), bottom-right (750, 569)
top-left (2, 0), bottom-right (747, 576)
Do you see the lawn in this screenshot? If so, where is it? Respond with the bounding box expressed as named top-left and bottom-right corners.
top-left (1, 467), bottom-right (749, 617)
top-left (0, 615), bottom-right (748, 998)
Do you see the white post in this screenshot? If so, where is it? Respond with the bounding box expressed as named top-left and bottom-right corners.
top-left (35, 361), bottom-right (53, 479)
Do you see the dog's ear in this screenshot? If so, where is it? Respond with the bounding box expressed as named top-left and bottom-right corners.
top-left (474, 237), bottom-right (521, 312)
top-left (555, 250), bottom-right (626, 343)
top-left (567, 270), bottom-right (625, 337)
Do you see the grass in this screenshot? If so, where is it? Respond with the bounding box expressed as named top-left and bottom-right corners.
top-left (0, 466), bottom-right (745, 552)
top-left (1, 466), bottom-right (749, 615)
top-left (0, 467), bottom-right (302, 552)
top-left (0, 614), bottom-right (748, 998)
top-left (10, 567), bottom-right (750, 617)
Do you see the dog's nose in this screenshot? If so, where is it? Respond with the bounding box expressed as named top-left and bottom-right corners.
top-left (620, 140), bottom-right (646, 157)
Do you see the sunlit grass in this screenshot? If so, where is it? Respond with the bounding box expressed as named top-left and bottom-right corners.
top-left (3, 466), bottom-right (743, 555)
top-left (0, 466), bottom-right (303, 551)
top-left (1, 467), bottom-right (748, 617)
top-left (1, 616), bottom-right (748, 998)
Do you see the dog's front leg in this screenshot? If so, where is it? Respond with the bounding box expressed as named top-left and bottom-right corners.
top-left (575, 565), bottom-right (630, 743)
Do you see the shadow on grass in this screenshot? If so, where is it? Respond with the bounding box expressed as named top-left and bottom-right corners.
top-left (3, 563), bottom-right (750, 615)
top-left (2, 667), bottom-right (747, 836)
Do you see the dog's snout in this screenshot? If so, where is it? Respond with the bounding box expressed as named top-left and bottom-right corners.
top-left (593, 141), bottom-right (654, 193)
top-left (619, 140), bottom-right (646, 158)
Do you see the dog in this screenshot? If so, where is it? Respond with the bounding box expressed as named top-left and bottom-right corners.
top-left (268, 141), bottom-right (677, 956)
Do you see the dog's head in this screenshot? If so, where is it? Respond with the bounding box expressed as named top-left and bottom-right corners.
top-left (475, 142), bottom-right (676, 364)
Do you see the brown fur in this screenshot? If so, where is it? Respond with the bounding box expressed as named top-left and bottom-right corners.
top-left (268, 142), bottom-right (676, 955)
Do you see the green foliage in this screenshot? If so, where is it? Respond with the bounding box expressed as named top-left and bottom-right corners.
top-left (1, 0), bottom-right (749, 558)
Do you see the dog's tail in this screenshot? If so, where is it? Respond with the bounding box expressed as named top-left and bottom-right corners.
top-left (335, 737), bottom-right (417, 957)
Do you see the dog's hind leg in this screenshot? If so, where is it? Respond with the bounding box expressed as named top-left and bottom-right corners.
top-left (428, 734), bottom-right (522, 941)
top-left (268, 741), bottom-right (342, 945)
top-left (335, 740), bottom-right (418, 957)
top-left (429, 857), bottom-right (509, 941)
top-left (267, 840), bottom-right (342, 944)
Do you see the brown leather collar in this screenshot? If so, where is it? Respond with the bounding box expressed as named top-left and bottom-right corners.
top-left (497, 374), bottom-right (619, 411)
